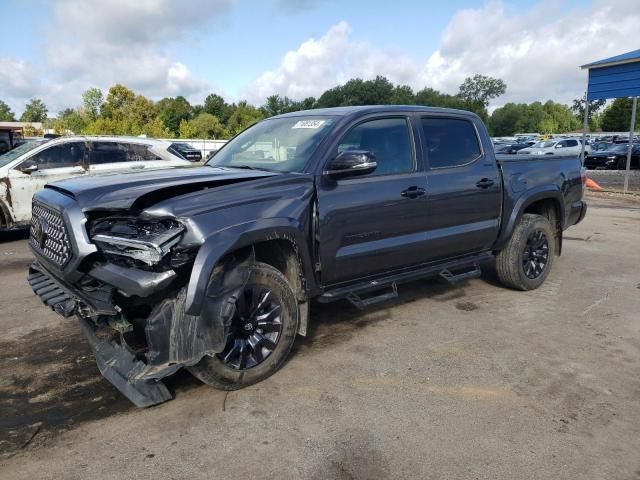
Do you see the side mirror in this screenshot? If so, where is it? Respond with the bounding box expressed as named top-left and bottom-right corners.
top-left (555, 144), bottom-right (563, 148)
top-left (325, 150), bottom-right (377, 179)
top-left (18, 163), bottom-right (38, 174)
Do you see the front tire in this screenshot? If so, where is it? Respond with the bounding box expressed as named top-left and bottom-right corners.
top-left (188, 261), bottom-right (299, 390)
top-left (496, 214), bottom-right (555, 291)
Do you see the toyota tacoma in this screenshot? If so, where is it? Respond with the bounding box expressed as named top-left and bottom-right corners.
top-left (28, 106), bottom-right (587, 407)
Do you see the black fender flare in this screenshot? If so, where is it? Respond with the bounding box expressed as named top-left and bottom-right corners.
top-left (494, 186), bottom-right (565, 251)
top-left (185, 218), bottom-right (315, 316)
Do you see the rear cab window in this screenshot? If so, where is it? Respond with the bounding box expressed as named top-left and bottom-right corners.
top-left (420, 117), bottom-right (482, 169)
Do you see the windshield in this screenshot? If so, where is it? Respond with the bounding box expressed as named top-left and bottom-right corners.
top-left (531, 141), bottom-right (555, 149)
top-left (208, 116), bottom-right (335, 173)
top-left (0, 140), bottom-right (47, 168)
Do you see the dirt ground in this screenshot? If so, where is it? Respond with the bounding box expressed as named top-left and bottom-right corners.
top-left (1, 191), bottom-right (639, 480)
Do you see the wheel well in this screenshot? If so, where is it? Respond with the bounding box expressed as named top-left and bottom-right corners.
top-left (523, 198), bottom-right (562, 254)
top-left (251, 238), bottom-right (310, 336)
top-left (252, 239), bottom-right (306, 301)
top-left (523, 198), bottom-right (560, 230)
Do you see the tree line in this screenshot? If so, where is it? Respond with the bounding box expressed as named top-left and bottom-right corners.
top-left (0, 74), bottom-right (637, 139)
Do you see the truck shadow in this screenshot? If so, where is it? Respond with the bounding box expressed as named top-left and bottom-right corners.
top-left (0, 264), bottom-right (497, 456)
top-left (0, 229), bottom-right (29, 244)
top-left (0, 324), bottom-right (199, 456)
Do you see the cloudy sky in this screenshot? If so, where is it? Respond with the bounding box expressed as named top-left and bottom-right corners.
top-left (0, 0), bottom-right (638, 116)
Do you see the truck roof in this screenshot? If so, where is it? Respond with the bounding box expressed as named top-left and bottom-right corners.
top-left (272, 105), bottom-right (481, 120)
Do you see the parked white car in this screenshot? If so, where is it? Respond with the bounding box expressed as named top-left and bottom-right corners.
top-left (517, 138), bottom-right (590, 157)
top-left (0, 136), bottom-right (191, 230)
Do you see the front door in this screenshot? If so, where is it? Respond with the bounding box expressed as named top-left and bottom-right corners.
top-left (8, 141), bottom-right (87, 223)
top-left (316, 116), bottom-right (429, 285)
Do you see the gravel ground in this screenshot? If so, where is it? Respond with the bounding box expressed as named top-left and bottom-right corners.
top-left (0, 191), bottom-right (639, 479)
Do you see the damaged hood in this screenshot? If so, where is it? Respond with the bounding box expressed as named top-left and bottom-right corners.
top-left (46, 166), bottom-right (279, 211)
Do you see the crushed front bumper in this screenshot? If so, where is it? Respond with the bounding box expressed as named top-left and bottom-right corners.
top-left (28, 261), bottom-right (175, 407)
top-left (28, 256), bottom-right (242, 408)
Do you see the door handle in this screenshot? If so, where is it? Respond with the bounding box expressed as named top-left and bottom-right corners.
top-left (400, 186), bottom-right (426, 199)
top-left (476, 178), bottom-right (495, 189)
top-left (129, 164), bottom-right (146, 170)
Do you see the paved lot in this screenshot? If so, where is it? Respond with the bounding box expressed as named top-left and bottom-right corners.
top-left (1, 192), bottom-right (639, 479)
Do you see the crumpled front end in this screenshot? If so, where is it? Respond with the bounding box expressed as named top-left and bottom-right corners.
top-left (27, 187), bottom-right (247, 407)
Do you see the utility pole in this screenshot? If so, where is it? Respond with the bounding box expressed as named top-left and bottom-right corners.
top-left (580, 93), bottom-right (589, 164)
top-left (624, 96), bottom-right (638, 193)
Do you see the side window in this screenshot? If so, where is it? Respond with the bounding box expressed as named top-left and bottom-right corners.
top-left (88, 142), bottom-right (161, 164)
top-left (26, 142), bottom-right (85, 170)
top-left (421, 118), bottom-right (481, 168)
top-left (129, 143), bottom-right (164, 161)
top-left (89, 142), bottom-right (128, 164)
top-left (337, 118), bottom-right (413, 176)
top-left (567, 140), bottom-right (578, 147)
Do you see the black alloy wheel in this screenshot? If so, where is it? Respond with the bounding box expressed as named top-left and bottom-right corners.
top-left (522, 229), bottom-right (549, 279)
top-left (218, 285), bottom-right (283, 370)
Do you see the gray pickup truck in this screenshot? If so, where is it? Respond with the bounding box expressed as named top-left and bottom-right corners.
top-left (28, 106), bottom-right (587, 407)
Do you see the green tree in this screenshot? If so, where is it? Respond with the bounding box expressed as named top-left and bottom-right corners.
top-left (458, 74), bottom-right (506, 107)
top-left (0, 100), bottom-right (16, 121)
top-left (390, 85), bottom-right (415, 104)
top-left (226, 101), bottom-right (263, 136)
top-left (599, 98), bottom-right (640, 132)
top-left (128, 95), bottom-right (158, 134)
top-left (316, 76), bottom-right (395, 107)
top-left (20, 98), bottom-right (48, 122)
top-left (157, 96), bottom-right (193, 135)
top-left (55, 108), bottom-right (87, 134)
top-left (488, 103), bottom-right (529, 136)
top-left (542, 100), bottom-right (580, 133)
top-left (82, 88), bottom-right (103, 121)
top-left (203, 93), bottom-right (229, 121)
top-left (180, 113), bottom-right (228, 139)
top-left (414, 86), bottom-right (488, 121)
top-left (571, 97), bottom-right (606, 130)
top-left (101, 84), bottom-right (135, 119)
top-left (260, 94), bottom-right (314, 117)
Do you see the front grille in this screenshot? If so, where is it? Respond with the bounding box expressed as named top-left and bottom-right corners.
top-left (29, 202), bottom-right (72, 267)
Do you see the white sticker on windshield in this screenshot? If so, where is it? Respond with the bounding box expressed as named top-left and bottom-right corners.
top-left (292, 120), bottom-right (326, 129)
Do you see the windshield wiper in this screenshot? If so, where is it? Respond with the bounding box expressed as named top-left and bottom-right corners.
top-left (226, 164), bottom-right (279, 173)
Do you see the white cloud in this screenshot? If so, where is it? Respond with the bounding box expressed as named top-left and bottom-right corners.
top-left (419, 0), bottom-right (640, 107)
top-left (245, 0), bottom-right (640, 107)
top-left (28, 0), bottom-right (235, 114)
top-left (243, 21), bottom-right (419, 103)
top-left (0, 58), bottom-right (41, 99)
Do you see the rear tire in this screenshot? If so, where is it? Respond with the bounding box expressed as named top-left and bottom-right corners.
top-left (496, 214), bottom-right (555, 291)
top-left (188, 261), bottom-right (299, 390)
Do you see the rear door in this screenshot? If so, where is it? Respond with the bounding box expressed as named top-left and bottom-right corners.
top-left (7, 141), bottom-right (87, 223)
top-left (316, 115), bottom-right (429, 285)
top-left (418, 115), bottom-right (501, 261)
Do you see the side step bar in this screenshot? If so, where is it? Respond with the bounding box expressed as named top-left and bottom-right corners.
top-left (347, 283), bottom-right (398, 310)
top-left (439, 264), bottom-right (482, 285)
top-left (318, 252), bottom-right (490, 307)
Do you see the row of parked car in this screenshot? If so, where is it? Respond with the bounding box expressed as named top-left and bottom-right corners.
top-left (492, 135), bottom-right (640, 169)
top-left (0, 136), bottom-right (205, 230)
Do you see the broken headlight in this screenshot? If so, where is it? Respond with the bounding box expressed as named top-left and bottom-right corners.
top-left (90, 219), bottom-right (185, 266)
